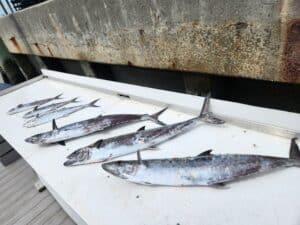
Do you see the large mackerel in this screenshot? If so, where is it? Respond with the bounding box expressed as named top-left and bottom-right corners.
top-left (25, 107), bottom-right (168, 144)
top-left (23, 99), bottom-right (99, 128)
top-left (7, 94), bottom-right (62, 115)
top-left (23, 97), bottom-right (79, 119)
top-left (64, 95), bottom-right (225, 166)
top-left (102, 138), bottom-right (300, 186)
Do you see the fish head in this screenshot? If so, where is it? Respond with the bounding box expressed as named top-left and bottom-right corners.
top-left (23, 119), bottom-right (35, 128)
top-left (25, 133), bottom-right (48, 144)
top-left (23, 111), bottom-right (33, 119)
top-left (102, 161), bottom-right (138, 179)
top-left (64, 147), bottom-right (92, 166)
top-left (7, 104), bottom-right (24, 114)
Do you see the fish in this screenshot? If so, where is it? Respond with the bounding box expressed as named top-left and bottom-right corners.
top-left (102, 138), bottom-right (300, 186)
top-left (64, 94), bottom-right (225, 166)
top-left (23, 97), bottom-right (79, 119)
top-left (7, 94), bottom-right (63, 115)
top-left (25, 107), bottom-right (168, 145)
top-left (23, 99), bottom-right (99, 128)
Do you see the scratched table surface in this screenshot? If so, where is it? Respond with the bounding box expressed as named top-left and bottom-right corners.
top-left (0, 69), bottom-right (300, 225)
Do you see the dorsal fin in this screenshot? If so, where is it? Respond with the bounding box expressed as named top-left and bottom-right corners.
top-left (289, 138), bottom-right (300, 160)
top-left (97, 114), bottom-right (102, 118)
top-left (197, 149), bottom-right (213, 157)
top-left (199, 93), bottom-right (210, 117)
top-left (137, 126), bottom-right (145, 132)
top-left (52, 119), bottom-right (58, 130)
top-left (137, 151), bottom-right (142, 164)
top-left (94, 139), bottom-right (103, 148)
top-left (33, 105), bottom-right (39, 111)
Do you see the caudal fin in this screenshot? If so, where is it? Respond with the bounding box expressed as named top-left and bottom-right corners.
top-left (71, 97), bottom-right (80, 103)
top-left (199, 93), bottom-right (225, 125)
top-left (146, 107), bottom-right (168, 126)
top-left (289, 138), bottom-right (300, 160)
top-left (54, 93), bottom-right (63, 99)
top-left (88, 99), bottom-right (100, 107)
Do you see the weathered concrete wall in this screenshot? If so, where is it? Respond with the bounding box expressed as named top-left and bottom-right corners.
top-left (0, 0), bottom-right (299, 83)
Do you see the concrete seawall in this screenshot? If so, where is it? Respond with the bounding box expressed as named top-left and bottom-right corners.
top-left (0, 0), bottom-right (299, 83)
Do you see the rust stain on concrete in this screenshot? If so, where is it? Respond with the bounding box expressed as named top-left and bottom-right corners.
top-left (33, 43), bottom-right (43, 55)
top-left (9, 36), bottom-right (21, 53)
top-left (281, 19), bottom-right (300, 82)
top-left (47, 47), bottom-right (54, 56)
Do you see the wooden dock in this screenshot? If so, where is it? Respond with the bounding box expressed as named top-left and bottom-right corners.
top-left (0, 158), bottom-right (76, 225)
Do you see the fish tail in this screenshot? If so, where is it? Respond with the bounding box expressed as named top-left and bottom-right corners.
top-left (146, 107), bottom-right (168, 126)
top-left (198, 93), bottom-right (225, 125)
top-left (88, 99), bottom-right (100, 107)
top-left (71, 97), bottom-right (80, 103)
top-left (289, 138), bottom-right (300, 166)
top-left (54, 93), bottom-right (63, 99)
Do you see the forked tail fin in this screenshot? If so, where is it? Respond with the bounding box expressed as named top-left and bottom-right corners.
top-left (145, 107), bottom-right (168, 126)
top-left (54, 93), bottom-right (63, 99)
top-left (71, 97), bottom-right (80, 103)
top-left (87, 99), bottom-right (100, 107)
top-left (289, 138), bottom-right (300, 160)
top-left (199, 93), bottom-right (225, 125)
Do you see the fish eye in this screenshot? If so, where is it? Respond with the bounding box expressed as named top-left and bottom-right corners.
top-left (78, 150), bottom-right (89, 161)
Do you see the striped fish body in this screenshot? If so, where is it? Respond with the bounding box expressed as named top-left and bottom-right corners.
top-left (7, 94), bottom-right (62, 115)
top-left (102, 153), bottom-right (300, 186)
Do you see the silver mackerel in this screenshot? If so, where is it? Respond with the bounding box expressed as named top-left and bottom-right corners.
top-left (8, 94), bottom-right (62, 115)
top-left (23, 97), bottom-right (79, 119)
top-left (102, 138), bottom-right (300, 186)
top-left (64, 95), bottom-right (225, 166)
top-left (23, 99), bottom-right (99, 128)
top-left (25, 107), bottom-right (168, 144)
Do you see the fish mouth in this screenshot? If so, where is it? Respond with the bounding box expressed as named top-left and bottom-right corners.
top-left (64, 148), bottom-right (91, 166)
top-left (25, 137), bottom-right (37, 144)
top-left (102, 162), bottom-right (115, 173)
top-left (102, 161), bottom-right (135, 179)
top-left (102, 162), bottom-right (123, 177)
top-left (25, 134), bottom-right (45, 144)
top-left (63, 159), bottom-right (79, 167)
top-left (7, 109), bottom-right (16, 115)
top-left (23, 121), bottom-right (33, 128)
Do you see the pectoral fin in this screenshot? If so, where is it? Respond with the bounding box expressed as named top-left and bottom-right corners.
top-left (137, 126), bottom-right (146, 132)
top-left (196, 149), bottom-right (213, 157)
top-left (52, 119), bottom-right (58, 130)
top-left (58, 141), bottom-right (66, 146)
top-left (137, 151), bottom-right (142, 164)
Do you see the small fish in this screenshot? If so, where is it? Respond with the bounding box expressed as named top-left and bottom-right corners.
top-left (23, 97), bottom-right (79, 119)
top-left (64, 94), bottom-right (225, 166)
top-left (23, 99), bottom-right (99, 128)
top-left (7, 94), bottom-right (63, 115)
top-left (102, 138), bottom-right (300, 186)
top-left (25, 107), bottom-right (168, 145)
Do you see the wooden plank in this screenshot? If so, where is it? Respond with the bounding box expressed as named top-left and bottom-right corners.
top-left (0, 158), bottom-right (26, 180)
top-left (12, 195), bottom-right (55, 225)
top-left (0, 188), bottom-right (49, 224)
top-left (44, 211), bottom-right (69, 225)
top-left (0, 158), bottom-right (75, 225)
top-left (0, 164), bottom-right (33, 191)
top-left (0, 167), bottom-right (34, 196)
top-left (0, 179), bottom-right (34, 212)
top-left (0, 169), bottom-right (36, 205)
top-left (60, 217), bottom-right (76, 225)
top-left (0, 149), bottom-right (20, 166)
top-left (28, 201), bottom-right (62, 225)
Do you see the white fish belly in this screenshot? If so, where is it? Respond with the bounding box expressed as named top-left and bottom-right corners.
top-left (128, 166), bottom-right (215, 186)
